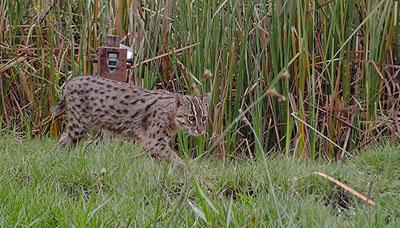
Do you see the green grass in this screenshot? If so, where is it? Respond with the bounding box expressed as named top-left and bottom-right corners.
top-left (0, 134), bottom-right (399, 227)
top-left (2, 0), bottom-right (399, 159)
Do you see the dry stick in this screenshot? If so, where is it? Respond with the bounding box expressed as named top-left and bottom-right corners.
top-left (341, 113), bottom-right (356, 159)
top-left (302, 99), bottom-right (359, 130)
top-left (268, 97), bottom-right (282, 152)
top-left (132, 43), bottom-right (200, 68)
top-left (141, 7), bottom-right (174, 21)
top-left (313, 172), bottom-right (375, 206)
top-left (0, 56), bottom-right (26, 74)
top-left (291, 112), bottom-right (352, 157)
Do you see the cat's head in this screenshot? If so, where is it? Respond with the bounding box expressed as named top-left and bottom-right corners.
top-left (175, 94), bottom-right (210, 136)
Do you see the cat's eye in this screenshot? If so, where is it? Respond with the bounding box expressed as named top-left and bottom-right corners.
top-left (188, 116), bottom-right (196, 122)
top-left (202, 116), bottom-right (207, 122)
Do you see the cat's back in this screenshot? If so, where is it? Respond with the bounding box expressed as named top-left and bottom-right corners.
top-left (63, 76), bottom-right (176, 118)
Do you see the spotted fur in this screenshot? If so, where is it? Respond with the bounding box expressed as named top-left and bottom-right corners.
top-left (52, 76), bottom-right (209, 170)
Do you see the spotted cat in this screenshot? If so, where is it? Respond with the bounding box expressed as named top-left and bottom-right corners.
top-left (52, 76), bottom-right (209, 170)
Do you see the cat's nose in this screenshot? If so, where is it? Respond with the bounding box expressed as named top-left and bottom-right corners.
top-left (196, 127), bottom-right (204, 134)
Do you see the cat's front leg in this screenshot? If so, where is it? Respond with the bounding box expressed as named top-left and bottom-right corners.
top-left (101, 129), bottom-right (113, 141)
top-left (144, 139), bottom-right (186, 171)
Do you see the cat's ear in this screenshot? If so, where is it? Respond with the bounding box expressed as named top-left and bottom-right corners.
top-left (202, 93), bottom-right (211, 105)
top-left (175, 95), bottom-right (183, 108)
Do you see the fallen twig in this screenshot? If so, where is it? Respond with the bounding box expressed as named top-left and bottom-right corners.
top-left (313, 172), bottom-right (375, 206)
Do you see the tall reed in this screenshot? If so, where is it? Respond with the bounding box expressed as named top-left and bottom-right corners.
top-left (1, 0), bottom-right (399, 159)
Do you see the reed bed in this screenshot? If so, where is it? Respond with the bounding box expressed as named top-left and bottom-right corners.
top-left (1, 0), bottom-right (399, 159)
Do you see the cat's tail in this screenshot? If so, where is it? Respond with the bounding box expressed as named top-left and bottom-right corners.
top-left (50, 95), bottom-right (66, 115)
top-left (51, 75), bottom-right (73, 115)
